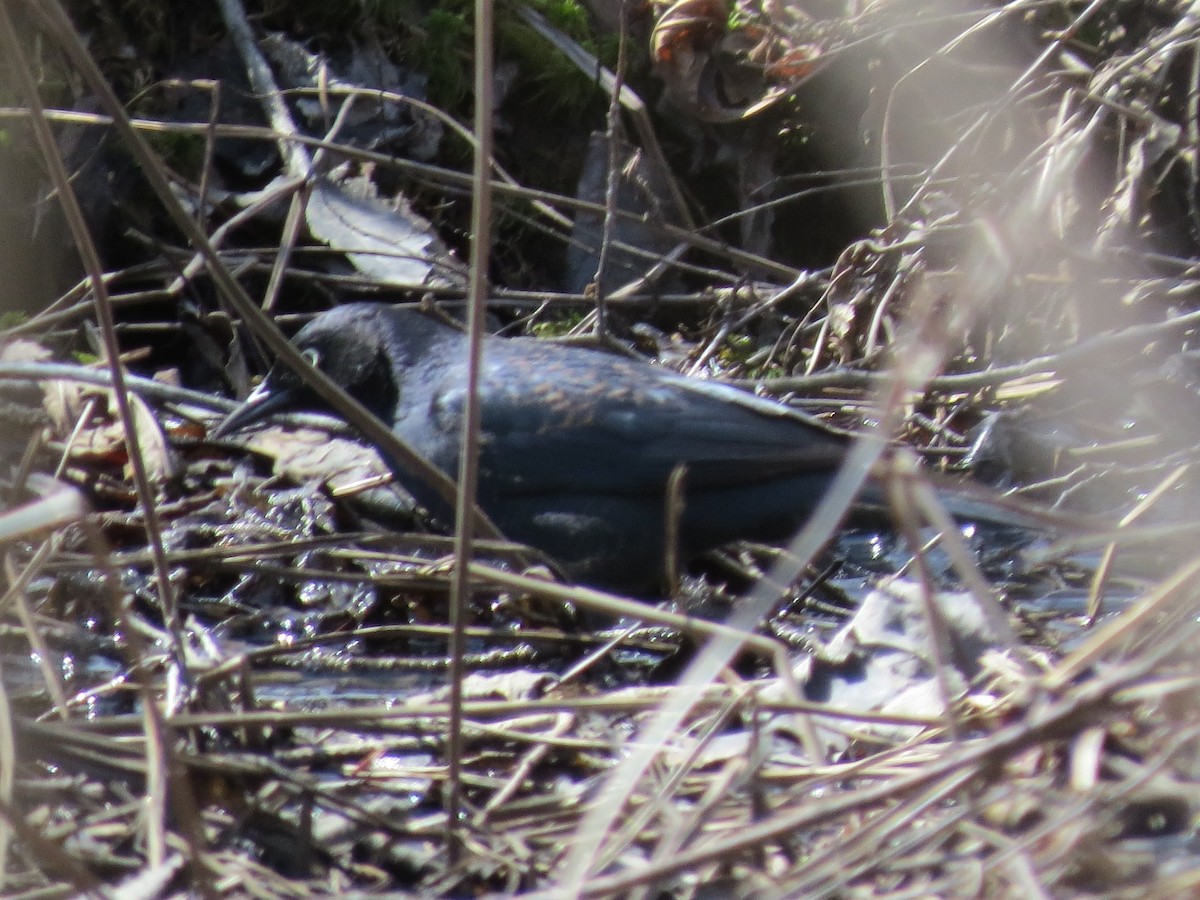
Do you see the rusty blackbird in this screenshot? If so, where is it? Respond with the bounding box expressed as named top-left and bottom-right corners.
top-left (215, 303), bottom-right (919, 591)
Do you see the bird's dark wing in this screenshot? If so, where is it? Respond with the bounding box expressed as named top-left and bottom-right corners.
top-left (430, 343), bottom-right (849, 497)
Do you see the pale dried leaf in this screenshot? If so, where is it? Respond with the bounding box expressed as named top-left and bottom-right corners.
top-left (307, 177), bottom-right (466, 288)
top-left (244, 425), bottom-right (390, 492)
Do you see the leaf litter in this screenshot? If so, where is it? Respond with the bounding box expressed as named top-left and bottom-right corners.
top-left (1, 0), bottom-right (1200, 896)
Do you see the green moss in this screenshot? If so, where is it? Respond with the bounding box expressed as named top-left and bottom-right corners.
top-left (716, 332), bottom-right (783, 378)
top-left (717, 332), bottom-right (755, 365)
top-left (497, 19), bottom-right (601, 118)
top-left (380, 0), bottom-right (616, 118)
top-left (414, 3), bottom-right (475, 108)
top-left (530, 310), bottom-right (586, 336)
top-left (255, 0), bottom-right (619, 129)
top-left (533, 0), bottom-right (591, 40)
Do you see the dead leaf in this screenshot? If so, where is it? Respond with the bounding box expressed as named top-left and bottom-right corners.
top-left (245, 425), bottom-right (392, 493)
top-left (306, 176), bottom-right (466, 288)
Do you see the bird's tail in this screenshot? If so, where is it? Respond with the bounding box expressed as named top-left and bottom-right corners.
top-left (856, 466), bottom-right (1101, 534)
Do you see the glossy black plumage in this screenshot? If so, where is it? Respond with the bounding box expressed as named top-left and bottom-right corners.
top-left (219, 303), bottom-right (861, 591)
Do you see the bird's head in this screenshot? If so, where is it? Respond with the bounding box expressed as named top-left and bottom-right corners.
top-left (214, 303), bottom-right (404, 437)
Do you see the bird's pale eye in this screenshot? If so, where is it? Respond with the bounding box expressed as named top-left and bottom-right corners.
top-left (302, 347), bottom-right (321, 368)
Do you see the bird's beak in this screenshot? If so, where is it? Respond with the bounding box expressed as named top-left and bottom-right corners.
top-left (211, 379), bottom-right (296, 439)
